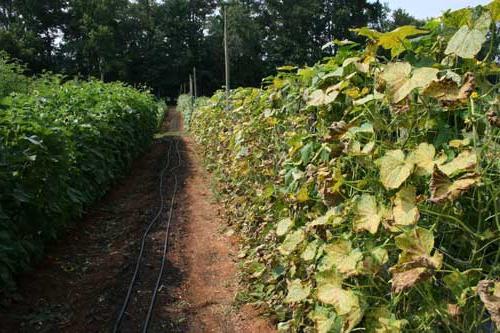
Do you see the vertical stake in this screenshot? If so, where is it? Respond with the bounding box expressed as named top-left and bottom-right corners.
top-left (193, 67), bottom-right (198, 98)
top-left (224, 4), bottom-right (230, 96)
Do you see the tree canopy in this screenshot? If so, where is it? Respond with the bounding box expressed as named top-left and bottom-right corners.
top-left (0, 0), bottom-right (410, 99)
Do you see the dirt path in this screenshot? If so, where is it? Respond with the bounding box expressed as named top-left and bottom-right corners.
top-left (0, 109), bottom-right (274, 333)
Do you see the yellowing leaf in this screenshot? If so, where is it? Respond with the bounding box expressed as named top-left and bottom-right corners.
top-left (315, 270), bottom-right (365, 333)
top-left (296, 185), bottom-right (310, 202)
top-left (390, 227), bottom-right (443, 293)
top-left (277, 65), bottom-right (297, 72)
top-left (395, 227), bottom-right (436, 260)
top-left (423, 73), bottom-right (476, 105)
top-left (353, 26), bottom-right (428, 57)
top-left (378, 26), bottom-right (429, 57)
top-left (343, 303), bottom-right (364, 333)
top-left (285, 279), bottom-right (311, 303)
top-left (488, 0), bottom-right (500, 21)
top-left (445, 12), bottom-right (492, 59)
top-left (319, 240), bottom-right (363, 277)
top-left (449, 138), bottom-right (471, 148)
top-left (353, 92), bottom-right (384, 106)
top-left (307, 86), bottom-right (340, 106)
top-left (279, 229), bottom-right (305, 255)
top-left (308, 207), bottom-right (344, 229)
top-left (392, 186), bottom-right (420, 229)
top-left (375, 317), bottom-right (408, 333)
top-left (407, 143), bottom-right (444, 176)
top-left (353, 194), bottom-right (384, 234)
top-left (317, 284), bottom-right (359, 315)
top-left (380, 62), bottom-right (410, 102)
top-left (391, 267), bottom-right (432, 294)
top-left (360, 247), bottom-right (389, 274)
top-left (376, 150), bottom-right (414, 189)
top-left (411, 68), bottom-right (441, 92)
top-left (301, 239), bottom-right (319, 262)
top-left (380, 63), bottom-right (438, 103)
top-left (366, 307), bottom-right (407, 333)
top-left (439, 150), bottom-right (477, 176)
top-left (308, 306), bottom-right (341, 333)
top-left (276, 218), bottom-right (294, 236)
top-left (443, 8), bottom-right (473, 28)
top-left (315, 269), bottom-right (344, 287)
top-left (429, 166), bottom-right (480, 203)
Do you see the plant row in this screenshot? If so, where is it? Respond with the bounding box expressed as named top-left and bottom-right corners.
top-left (0, 55), bottom-right (164, 290)
top-left (176, 94), bottom-right (209, 130)
top-left (190, 3), bottom-right (499, 332)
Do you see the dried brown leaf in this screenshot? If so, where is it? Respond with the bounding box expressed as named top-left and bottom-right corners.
top-left (477, 280), bottom-right (500, 329)
top-left (429, 165), bottom-right (479, 203)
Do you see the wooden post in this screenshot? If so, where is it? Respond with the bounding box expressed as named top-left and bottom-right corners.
top-left (224, 5), bottom-right (230, 95)
top-left (193, 67), bottom-right (198, 98)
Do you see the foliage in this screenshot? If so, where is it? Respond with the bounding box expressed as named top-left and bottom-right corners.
top-left (0, 52), bottom-right (30, 98)
top-left (0, 0), bottom-right (388, 98)
top-left (0, 55), bottom-right (164, 290)
top-left (177, 94), bottom-right (209, 130)
top-left (191, 2), bottom-right (499, 332)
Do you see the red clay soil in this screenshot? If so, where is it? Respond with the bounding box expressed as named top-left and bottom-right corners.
top-left (0, 109), bottom-right (275, 333)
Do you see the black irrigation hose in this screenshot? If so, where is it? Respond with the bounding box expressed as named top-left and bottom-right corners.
top-left (113, 138), bottom-right (175, 333)
top-left (143, 138), bottom-right (182, 333)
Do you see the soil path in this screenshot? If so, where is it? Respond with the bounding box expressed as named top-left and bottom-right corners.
top-left (0, 109), bottom-right (274, 333)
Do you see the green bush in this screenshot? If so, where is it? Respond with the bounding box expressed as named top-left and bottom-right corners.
top-left (0, 52), bottom-right (31, 98)
top-left (0, 59), bottom-right (164, 290)
top-left (191, 3), bottom-right (499, 332)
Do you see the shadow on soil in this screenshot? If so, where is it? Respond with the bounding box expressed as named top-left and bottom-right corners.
top-left (0, 125), bottom-right (195, 333)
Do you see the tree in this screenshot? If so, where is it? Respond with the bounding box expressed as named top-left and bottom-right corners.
top-left (0, 0), bottom-right (65, 72)
top-left (389, 8), bottom-right (424, 30)
top-left (60, 0), bottom-right (131, 81)
top-left (0, 0), bottom-right (390, 98)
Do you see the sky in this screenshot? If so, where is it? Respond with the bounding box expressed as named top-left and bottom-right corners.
top-left (377, 0), bottom-right (491, 19)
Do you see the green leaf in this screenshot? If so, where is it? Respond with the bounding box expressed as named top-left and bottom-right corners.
top-left (443, 271), bottom-right (475, 304)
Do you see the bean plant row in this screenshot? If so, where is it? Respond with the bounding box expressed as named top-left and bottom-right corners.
top-left (0, 54), bottom-right (164, 290)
